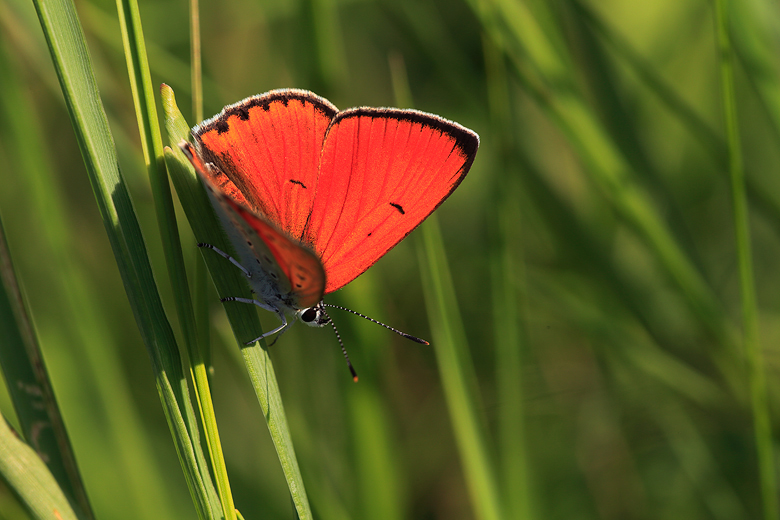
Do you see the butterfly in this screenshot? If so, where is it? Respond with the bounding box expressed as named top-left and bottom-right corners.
top-left (180, 89), bottom-right (478, 378)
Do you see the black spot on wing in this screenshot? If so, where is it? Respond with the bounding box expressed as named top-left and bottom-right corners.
top-left (214, 120), bottom-right (229, 134)
top-left (389, 202), bottom-right (405, 214)
top-left (236, 105), bottom-right (250, 120)
top-left (289, 179), bottom-right (308, 189)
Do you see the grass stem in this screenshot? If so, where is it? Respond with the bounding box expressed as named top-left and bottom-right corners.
top-left (714, 1), bottom-right (778, 518)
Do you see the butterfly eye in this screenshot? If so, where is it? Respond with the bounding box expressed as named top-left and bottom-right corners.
top-left (300, 305), bottom-right (331, 327)
top-left (301, 308), bottom-right (318, 323)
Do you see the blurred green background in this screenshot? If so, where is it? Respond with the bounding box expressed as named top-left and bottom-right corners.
top-left (1, 0), bottom-right (779, 518)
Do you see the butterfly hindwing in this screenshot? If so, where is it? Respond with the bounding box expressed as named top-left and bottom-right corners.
top-left (181, 141), bottom-right (326, 310)
top-left (226, 200), bottom-right (325, 308)
top-left (304, 108), bottom-right (479, 293)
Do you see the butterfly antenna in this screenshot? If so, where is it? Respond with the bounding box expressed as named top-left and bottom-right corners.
top-left (321, 308), bottom-right (359, 382)
top-left (322, 303), bottom-right (430, 345)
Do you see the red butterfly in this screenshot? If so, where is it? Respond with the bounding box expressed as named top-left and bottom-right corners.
top-left (181, 89), bottom-right (478, 377)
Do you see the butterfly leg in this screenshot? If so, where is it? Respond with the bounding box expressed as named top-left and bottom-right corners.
top-left (220, 296), bottom-right (290, 344)
top-left (198, 243), bottom-right (251, 278)
top-left (245, 312), bottom-right (290, 345)
top-left (267, 313), bottom-right (300, 346)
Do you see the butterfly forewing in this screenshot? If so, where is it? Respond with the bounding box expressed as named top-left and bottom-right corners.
top-left (306, 108), bottom-right (479, 293)
top-left (194, 89), bottom-right (338, 240)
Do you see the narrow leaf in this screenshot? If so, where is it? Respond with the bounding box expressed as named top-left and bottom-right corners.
top-left (0, 410), bottom-right (78, 520)
top-left (162, 85), bottom-right (313, 520)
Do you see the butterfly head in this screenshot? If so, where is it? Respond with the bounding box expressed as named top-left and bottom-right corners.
top-left (299, 302), bottom-right (331, 328)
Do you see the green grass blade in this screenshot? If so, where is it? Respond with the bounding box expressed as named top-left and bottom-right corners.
top-left (655, 403), bottom-right (747, 520)
top-left (730, 0), bottom-right (780, 144)
top-left (390, 51), bottom-right (502, 520)
top-left (189, 0), bottom-right (203, 124)
top-left (483, 36), bottom-right (533, 520)
top-left (417, 219), bottom-right (504, 520)
top-left (0, 17), bottom-right (186, 518)
top-left (113, 0), bottom-right (234, 517)
top-left (570, 0), bottom-right (780, 239)
top-left (30, 0), bottom-right (218, 518)
top-left (470, 0), bottom-right (732, 350)
top-left (113, 0), bottom-right (200, 366)
top-left (714, 1), bottom-right (777, 519)
top-left (189, 0), bottom-right (210, 373)
top-left (490, 201), bottom-right (532, 520)
top-left (0, 213), bottom-right (93, 520)
top-left (162, 85), bottom-right (313, 520)
top-left (347, 385), bottom-right (404, 520)
top-left (155, 365), bottom-right (222, 520)
top-left (0, 409), bottom-right (79, 520)
top-left (337, 272), bottom-right (406, 520)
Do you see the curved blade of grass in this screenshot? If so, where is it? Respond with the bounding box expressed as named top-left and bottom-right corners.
top-left (469, 0), bottom-right (733, 351)
top-left (714, 1), bottom-right (777, 519)
top-left (730, 0), bottom-right (780, 144)
top-left (0, 212), bottom-right (92, 520)
top-left (31, 0), bottom-right (220, 518)
top-left (0, 20), bottom-right (187, 518)
top-left (655, 403), bottom-right (747, 520)
top-left (416, 218), bottom-right (504, 520)
top-left (570, 0), bottom-right (780, 240)
top-left (113, 0), bottom-right (233, 517)
top-left (162, 85), bottom-right (313, 520)
top-left (114, 0), bottom-right (200, 364)
top-left (0, 409), bottom-right (78, 520)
